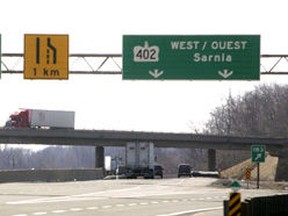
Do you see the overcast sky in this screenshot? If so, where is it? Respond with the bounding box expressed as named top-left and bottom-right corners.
top-left (1, 0), bottom-right (288, 133)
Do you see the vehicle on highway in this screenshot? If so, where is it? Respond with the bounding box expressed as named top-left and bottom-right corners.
top-left (154, 165), bottom-right (163, 178)
top-left (191, 170), bottom-right (220, 178)
top-left (125, 142), bottom-right (155, 179)
top-left (177, 164), bottom-right (192, 178)
top-left (5, 108), bottom-right (75, 129)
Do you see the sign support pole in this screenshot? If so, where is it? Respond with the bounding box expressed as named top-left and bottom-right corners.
top-left (257, 163), bottom-right (260, 189)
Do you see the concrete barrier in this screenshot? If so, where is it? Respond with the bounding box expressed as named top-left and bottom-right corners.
top-left (224, 194), bottom-right (288, 216)
top-left (0, 169), bottom-right (104, 182)
top-left (246, 194), bottom-right (288, 216)
top-left (225, 194), bottom-right (288, 216)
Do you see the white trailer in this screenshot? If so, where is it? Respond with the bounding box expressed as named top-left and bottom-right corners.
top-left (125, 142), bottom-right (154, 179)
top-left (105, 156), bottom-right (112, 172)
top-left (29, 109), bottom-right (75, 129)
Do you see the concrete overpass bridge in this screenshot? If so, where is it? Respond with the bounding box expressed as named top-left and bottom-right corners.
top-left (1, 128), bottom-right (288, 180)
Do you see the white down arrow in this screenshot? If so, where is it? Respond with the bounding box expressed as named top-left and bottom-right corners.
top-left (149, 69), bottom-right (164, 78)
top-left (218, 69), bottom-right (233, 79)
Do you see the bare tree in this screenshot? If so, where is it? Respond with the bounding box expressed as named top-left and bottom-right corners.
top-left (206, 83), bottom-right (288, 137)
top-left (205, 83), bottom-right (288, 169)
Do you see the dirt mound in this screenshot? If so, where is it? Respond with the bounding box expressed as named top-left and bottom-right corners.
top-left (220, 154), bottom-right (278, 181)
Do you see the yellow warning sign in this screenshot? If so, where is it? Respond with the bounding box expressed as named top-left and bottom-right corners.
top-left (245, 168), bottom-right (251, 180)
top-left (24, 34), bottom-right (69, 79)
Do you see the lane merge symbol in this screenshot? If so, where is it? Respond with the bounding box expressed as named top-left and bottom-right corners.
top-left (24, 34), bottom-right (69, 80)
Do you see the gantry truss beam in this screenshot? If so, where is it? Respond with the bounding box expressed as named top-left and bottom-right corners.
top-left (1, 53), bottom-right (288, 75)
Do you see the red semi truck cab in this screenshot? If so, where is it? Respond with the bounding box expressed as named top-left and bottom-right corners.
top-left (6, 109), bottom-right (30, 128)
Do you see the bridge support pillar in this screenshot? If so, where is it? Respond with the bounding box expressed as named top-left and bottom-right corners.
top-left (268, 148), bottom-right (288, 181)
top-left (275, 148), bottom-right (288, 181)
top-left (95, 146), bottom-right (104, 168)
top-left (208, 149), bottom-right (216, 171)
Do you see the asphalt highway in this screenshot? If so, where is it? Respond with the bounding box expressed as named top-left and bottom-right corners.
top-left (0, 178), bottom-right (286, 216)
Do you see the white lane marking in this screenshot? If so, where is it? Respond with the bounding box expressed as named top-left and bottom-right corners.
top-left (51, 210), bottom-right (66, 213)
top-left (70, 208), bottom-right (83, 211)
top-left (128, 203), bottom-right (137, 206)
top-left (156, 206), bottom-right (223, 216)
top-left (7, 187), bottom-right (140, 205)
top-left (7, 196), bottom-right (107, 205)
top-left (86, 207), bottom-right (99, 210)
top-left (11, 195), bottom-right (225, 216)
top-left (116, 204), bottom-right (125, 207)
top-left (33, 213), bottom-right (47, 215)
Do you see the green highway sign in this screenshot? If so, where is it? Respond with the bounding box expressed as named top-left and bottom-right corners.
top-left (123, 35), bottom-right (260, 80)
top-left (251, 145), bottom-right (266, 163)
